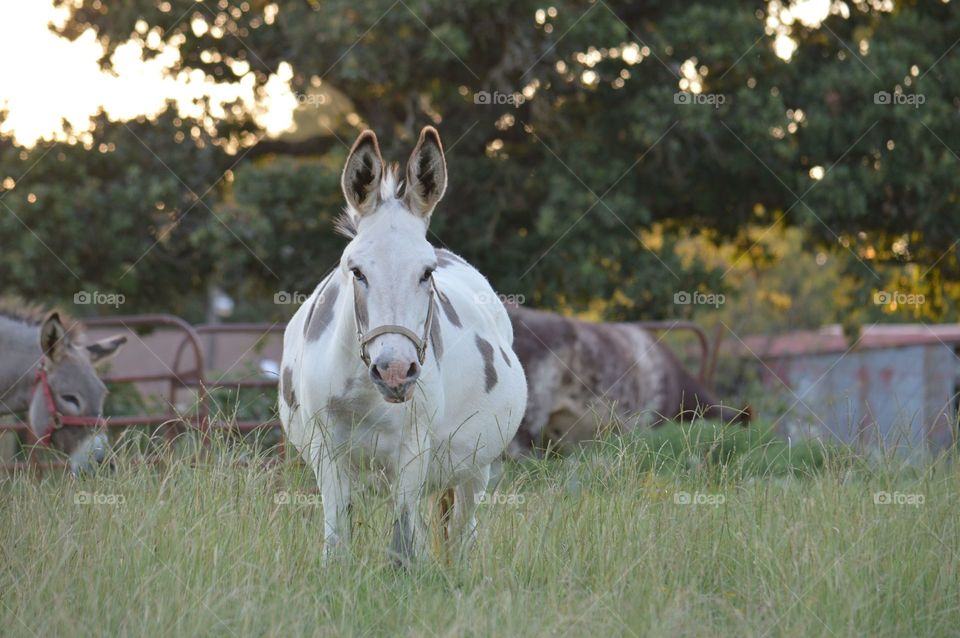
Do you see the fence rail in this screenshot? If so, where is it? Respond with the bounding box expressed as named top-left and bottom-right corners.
top-left (2, 316), bottom-right (715, 473)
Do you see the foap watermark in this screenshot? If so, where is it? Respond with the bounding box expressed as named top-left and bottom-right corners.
top-left (673, 290), bottom-right (725, 308)
top-left (674, 92), bottom-right (726, 108)
top-left (475, 491), bottom-right (526, 506)
top-left (274, 291), bottom-right (311, 305)
top-left (292, 92), bottom-right (328, 108)
top-left (874, 91), bottom-right (925, 108)
top-left (673, 491), bottom-right (725, 507)
top-left (474, 90), bottom-right (525, 108)
top-left (873, 491), bottom-right (924, 507)
top-left (874, 291), bottom-right (925, 307)
top-left (74, 491), bottom-right (125, 506)
top-left (474, 291), bottom-right (526, 306)
top-left (274, 491), bottom-right (321, 506)
top-left (74, 290), bottom-right (125, 308)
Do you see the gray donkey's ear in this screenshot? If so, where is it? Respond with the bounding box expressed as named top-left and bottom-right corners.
top-left (39, 311), bottom-right (68, 363)
top-left (341, 130), bottom-right (384, 217)
top-left (404, 126), bottom-right (447, 218)
top-left (87, 335), bottom-right (127, 364)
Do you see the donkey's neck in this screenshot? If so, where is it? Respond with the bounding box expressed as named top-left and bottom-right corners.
top-left (0, 315), bottom-right (41, 414)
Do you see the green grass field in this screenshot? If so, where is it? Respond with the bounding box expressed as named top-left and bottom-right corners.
top-left (2, 422), bottom-right (958, 637)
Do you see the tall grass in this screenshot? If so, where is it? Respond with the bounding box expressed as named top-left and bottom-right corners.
top-left (1, 421), bottom-right (957, 637)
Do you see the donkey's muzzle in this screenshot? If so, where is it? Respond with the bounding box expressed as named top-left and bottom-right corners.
top-left (69, 431), bottom-right (112, 476)
top-left (370, 358), bottom-right (421, 403)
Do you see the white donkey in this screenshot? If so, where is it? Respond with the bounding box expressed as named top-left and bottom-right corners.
top-left (279, 127), bottom-right (526, 564)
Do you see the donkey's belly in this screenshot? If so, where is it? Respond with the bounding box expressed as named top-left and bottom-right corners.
top-left (321, 381), bottom-right (517, 488)
top-left (327, 396), bottom-right (406, 474)
top-left (427, 440), bottom-right (493, 486)
top-left (334, 413), bottom-right (495, 488)
top-left (327, 391), bottom-right (444, 480)
top-left (341, 435), bottom-right (476, 489)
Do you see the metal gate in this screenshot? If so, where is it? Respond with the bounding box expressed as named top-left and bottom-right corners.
top-left (2, 316), bottom-right (715, 472)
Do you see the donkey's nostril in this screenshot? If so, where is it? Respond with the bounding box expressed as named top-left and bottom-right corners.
top-left (370, 357), bottom-right (419, 392)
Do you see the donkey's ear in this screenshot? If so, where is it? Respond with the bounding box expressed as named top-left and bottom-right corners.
top-left (39, 311), bottom-right (68, 363)
top-left (87, 335), bottom-right (127, 365)
top-left (404, 126), bottom-right (447, 218)
top-left (341, 130), bottom-right (384, 216)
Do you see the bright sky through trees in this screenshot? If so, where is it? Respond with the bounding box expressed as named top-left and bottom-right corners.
top-left (0, 0), bottom-right (834, 147)
top-left (0, 1), bottom-right (296, 146)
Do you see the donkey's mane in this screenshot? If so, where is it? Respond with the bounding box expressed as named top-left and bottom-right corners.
top-left (334, 162), bottom-right (404, 239)
top-left (379, 162), bottom-right (403, 200)
top-left (0, 298), bottom-right (82, 337)
top-left (333, 212), bottom-right (358, 239)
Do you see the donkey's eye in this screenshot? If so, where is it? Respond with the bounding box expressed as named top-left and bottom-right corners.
top-left (420, 268), bottom-right (434, 284)
top-left (351, 268), bottom-right (367, 283)
top-left (60, 394), bottom-right (81, 410)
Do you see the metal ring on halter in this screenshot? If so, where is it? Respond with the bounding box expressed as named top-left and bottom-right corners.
top-left (354, 277), bottom-right (436, 367)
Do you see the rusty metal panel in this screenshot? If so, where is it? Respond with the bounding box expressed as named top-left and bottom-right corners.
top-left (758, 343), bottom-right (957, 455)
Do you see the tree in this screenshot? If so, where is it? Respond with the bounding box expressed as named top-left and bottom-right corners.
top-left (3, 0), bottom-right (954, 321)
top-left (0, 108), bottom-right (238, 315)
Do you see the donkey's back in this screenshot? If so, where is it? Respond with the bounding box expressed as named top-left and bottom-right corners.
top-left (425, 247), bottom-right (526, 479)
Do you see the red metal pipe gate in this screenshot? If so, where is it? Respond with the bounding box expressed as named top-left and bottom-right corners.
top-left (1, 316), bottom-right (714, 473)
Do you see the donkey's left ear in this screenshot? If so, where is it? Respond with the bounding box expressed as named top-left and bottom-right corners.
top-left (39, 311), bottom-right (68, 363)
top-left (87, 335), bottom-right (127, 364)
top-left (405, 126), bottom-right (447, 218)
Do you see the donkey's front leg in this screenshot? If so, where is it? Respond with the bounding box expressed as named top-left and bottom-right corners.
top-left (389, 422), bottom-right (431, 567)
top-left (450, 465), bottom-right (490, 558)
top-left (313, 441), bottom-right (351, 559)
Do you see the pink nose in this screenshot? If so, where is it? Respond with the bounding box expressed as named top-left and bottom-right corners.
top-left (371, 359), bottom-right (421, 390)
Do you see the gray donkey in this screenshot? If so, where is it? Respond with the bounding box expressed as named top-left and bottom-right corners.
top-left (507, 305), bottom-right (750, 456)
top-left (0, 306), bottom-right (125, 473)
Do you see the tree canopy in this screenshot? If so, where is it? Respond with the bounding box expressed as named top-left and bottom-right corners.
top-left (1, 0), bottom-right (957, 325)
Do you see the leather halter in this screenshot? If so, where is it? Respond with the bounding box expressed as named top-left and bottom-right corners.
top-left (31, 357), bottom-right (104, 446)
top-left (352, 276), bottom-right (437, 367)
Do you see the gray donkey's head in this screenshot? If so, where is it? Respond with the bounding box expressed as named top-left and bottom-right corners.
top-left (28, 312), bottom-right (126, 474)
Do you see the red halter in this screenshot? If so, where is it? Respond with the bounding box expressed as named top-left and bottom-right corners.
top-left (31, 358), bottom-right (104, 446)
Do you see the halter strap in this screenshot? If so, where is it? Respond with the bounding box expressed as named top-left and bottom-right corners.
top-left (353, 277), bottom-right (436, 367)
top-left (31, 357), bottom-right (104, 446)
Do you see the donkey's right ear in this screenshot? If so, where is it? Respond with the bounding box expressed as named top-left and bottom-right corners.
top-left (39, 311), bottom-right (68, 363)
top-left (341, 130), bottom-right (384, 216)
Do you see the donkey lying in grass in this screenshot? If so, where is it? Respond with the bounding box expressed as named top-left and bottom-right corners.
top-left (279, 127), bottom-right (527, 565)
top-left (507, 305), bottom-right (750, 455)
top-left (0, 306), bottom-right (126, 473)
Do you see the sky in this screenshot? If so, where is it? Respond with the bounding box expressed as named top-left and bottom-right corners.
top-left (0, 0), bottom-right (831, 148)
top-left (0, 0), bottom-right (296, 146)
